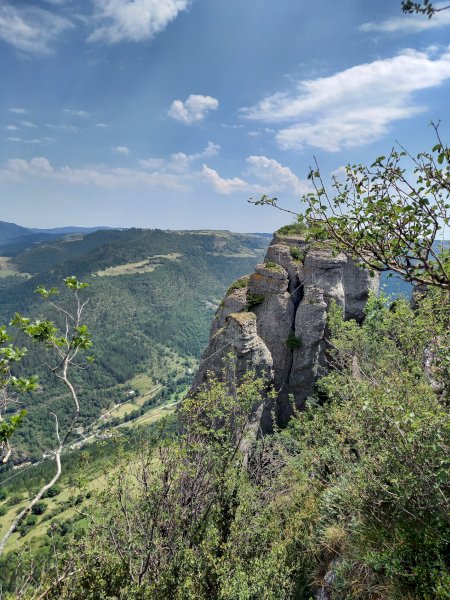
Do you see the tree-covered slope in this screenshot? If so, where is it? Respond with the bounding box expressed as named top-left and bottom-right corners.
top-left (0, 229), bottom-right (269, 460)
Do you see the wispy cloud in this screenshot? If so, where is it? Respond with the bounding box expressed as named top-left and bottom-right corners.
top-left (21, 121), bottom-right (36, 128)
top-left (9, 108), bottom-right (26, 114)
top-left (241, 47), bottom-right (450, 151)
top-left (5, 137), bottom-right (54, 144)
top-left (139, 141), bottom-right (220, 172)
top-left (168, 94), bottom-right (219, 124)
top-left (112, 145), bottom-right (130, 155)
top-left (6, 125), bottom-right (18, 131)
top-left (360, 2), bottom-right (450, 33)
top-left (88, 0), bottom-right (191, 44)
top-left (62, 109), bottom-right (90, 117)
top-left (0, 156), bottom-right (186, 189)
top-left (0, 3), bottom-right (73, 56)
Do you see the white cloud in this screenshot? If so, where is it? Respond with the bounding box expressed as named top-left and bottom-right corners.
top-left (170, 141), bottom-right (220, 169)
top-left (62, 109), bottom-right (90, 117)
top-left (360, 2), bottom-right (450, 33)
top-left (139, 141), bottom-right (220, 171)
top-left (245, 156), bottom-right (312, 196)
top-left (241, 47), bottom-right (450, 151)
top-left (21, 121), bottom-right (36, 128)
top-left (88, 0), bottom-right (190, 44)
top-left (0, 156), bottom-right (186, 189)
top-left (9, 108), bottom-right (26, 114)
top-left (6, 137), bottom-right (54, 144)
top-left (0, 3), bottom-right (72, 55)
top-left (6, 125), bottom-right (18, 131)
top-left (112, 145), bottom-right (130, 155)
top-left (201, 165), bottom-right (254, 195)
top-left (46, 123), bottom-right (79, 133)
top-left (168, 94), bottom-right (219, 124)
top-left (95, 122), bottom-right (109, 128)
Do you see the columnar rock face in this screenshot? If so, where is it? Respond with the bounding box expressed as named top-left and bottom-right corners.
top-left (189, 230), bottom-right (379, 431)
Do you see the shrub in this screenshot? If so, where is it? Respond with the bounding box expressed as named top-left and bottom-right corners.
top-left (0, 505), bottom-right (6, 516)
top-left (32, 501), bottom-right (47, 515)
top-left (6, 493), bottom-right (23, 506)
top-left (277, 222), bottom-right (307, 236)
top-left (246, 293), bottom-right (265, 310)
top-left (289, 246), bottom-right (305, 262)
top-left (43, 485), bottom-right (62, 499)
top-left (286, 332), bottom-right (302, 350)
top-left (226, 277), bottom-right (249, 297)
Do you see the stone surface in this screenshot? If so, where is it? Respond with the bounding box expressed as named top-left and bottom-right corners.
top-left (188, 231), bottom-right (379, 433)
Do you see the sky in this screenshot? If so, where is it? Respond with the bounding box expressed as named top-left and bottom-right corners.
top-left (1, 0), bottom-right (450, 232)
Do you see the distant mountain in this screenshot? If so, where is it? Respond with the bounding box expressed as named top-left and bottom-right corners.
top-left (0, 221), bottom-right (114, 256)
top-left (30, 226), bottom-right (114, 235)
top-left (0, 221), bottom-right (32, 244)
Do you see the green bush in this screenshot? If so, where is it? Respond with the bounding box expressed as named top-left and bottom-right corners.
top-left (277, 222), bottom-right (307, 236)
top-left (226, 277), bottom-right (249, 297)
top-left (246, 292), bottom-right (265, 310)
top-left (289, 246), bottom-right (305, 262)
top-left (286, 332), bottom-right (302, 350)
top-left (43, 485), bottom-right (61, 498)
top-left (6, 493), bottom-right (23, 506)
top-left (265, 261), bottom-right (282, 271)
top-left (32, 501), bottom-right (47, 515)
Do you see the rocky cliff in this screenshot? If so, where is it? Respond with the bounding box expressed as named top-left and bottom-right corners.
top-left (189, 229), bottom-right (379, 431)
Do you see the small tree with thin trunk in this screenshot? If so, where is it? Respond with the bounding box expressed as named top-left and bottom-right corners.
top-left (0, 276), bottom-right (92, 554)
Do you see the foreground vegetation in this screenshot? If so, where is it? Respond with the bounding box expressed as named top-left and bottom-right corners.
top-left (2, 283), bottom-right (446, 599)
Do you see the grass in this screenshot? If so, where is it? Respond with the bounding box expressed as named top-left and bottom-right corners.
top-left (95, 253), bottom-right (182, 277)
top-left (0, 257), bottom-right (29, 279)
top-left (277, 223), bottom-right (307, 237)
top-left (226, 277), bottom-right (249, 297)
top-left (0, 396), bottom-right (177, 553)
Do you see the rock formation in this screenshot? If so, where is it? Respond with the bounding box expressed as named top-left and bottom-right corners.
top-left (189, 229), bottom-right (379, 431)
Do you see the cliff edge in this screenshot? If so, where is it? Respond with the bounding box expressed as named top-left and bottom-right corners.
top-left (189, 228), bottom-right (379, 431)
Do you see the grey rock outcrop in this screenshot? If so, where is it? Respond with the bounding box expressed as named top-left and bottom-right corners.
top-left (189, 230), bottom-right (379, 431)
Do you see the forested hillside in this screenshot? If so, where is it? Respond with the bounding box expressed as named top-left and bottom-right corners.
top-left (0, 228), bottom-right (268, 460)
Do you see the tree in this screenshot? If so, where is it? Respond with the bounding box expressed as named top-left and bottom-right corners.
top-left (401, 1), bottom-right (450, 16)
top-left (0, 277), bottom-right (92, 554)
top-left (253, 130), bottom-right (450, 290)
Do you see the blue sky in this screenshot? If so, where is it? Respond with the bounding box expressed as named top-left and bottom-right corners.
top-left (1, 0), bottom-right (450, 231)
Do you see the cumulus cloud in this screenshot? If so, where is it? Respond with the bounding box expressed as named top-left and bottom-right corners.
top-left (241, 47), bottom-right (450, 151)
top-left (89, 0), bottom-right (190, 44)
top-left (168, 94), bottom-right (219, 124)
top-left (201, 165), bottom-right (255, 195)
top-left (360, 2), bottom-right (450, 33)
top-left (245, 156), bottom-right (311, 196)
top-left (0, 3), bottom-right (73, 55)
top-left (112, 145), bottom-right (130, 155)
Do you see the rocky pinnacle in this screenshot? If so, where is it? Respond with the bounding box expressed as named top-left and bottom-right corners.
top-left (189, 230), bottom-right (379, 432)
